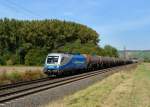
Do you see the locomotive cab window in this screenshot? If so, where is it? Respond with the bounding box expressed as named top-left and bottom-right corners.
top-left (47, 56), bottom-right (59, 64)
top-left (61, 57), bottom-right (65, 63)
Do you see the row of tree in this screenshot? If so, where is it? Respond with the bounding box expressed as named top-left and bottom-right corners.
top-left (0, 18), bottom-right (118, 65)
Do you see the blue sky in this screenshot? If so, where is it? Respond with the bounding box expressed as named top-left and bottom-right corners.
top-left (0, 0), bottom-right (149, 50)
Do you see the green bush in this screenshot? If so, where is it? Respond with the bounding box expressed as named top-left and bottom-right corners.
top-left (104, 45), bottom-right (118, 57)
top-left (25, 49), bottom-right (47, 66)
top-left (5, 55), bottom-right (19, 65)
top-left (0, 57), bottom-right (5, 65)
top-left (6, 59), bottom-right (13, 65)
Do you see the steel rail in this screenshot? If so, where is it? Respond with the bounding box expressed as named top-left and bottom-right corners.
top-left (0, 77), bottom-right (50, 90)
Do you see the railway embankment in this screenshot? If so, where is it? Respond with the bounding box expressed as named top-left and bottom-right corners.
top-left (45, 63), bottom-right (150, 107)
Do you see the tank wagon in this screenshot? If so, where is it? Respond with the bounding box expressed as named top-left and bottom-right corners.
top-left (43, 53), bottom-right (133, 75)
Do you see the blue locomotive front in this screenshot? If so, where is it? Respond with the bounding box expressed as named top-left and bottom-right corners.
top-left (43, 53), bottom-right (87, 75)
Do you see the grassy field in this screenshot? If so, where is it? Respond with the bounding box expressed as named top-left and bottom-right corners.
top-left (45, 63), bottom-right (150, 107)
top-left (0, 66), bottom-right (43, 72)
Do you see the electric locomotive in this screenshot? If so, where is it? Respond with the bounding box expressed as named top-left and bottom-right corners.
top-left (43, 53), bottom-right (87, 75)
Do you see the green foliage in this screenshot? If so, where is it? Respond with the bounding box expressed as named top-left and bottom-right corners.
top-left (25, 49), bottom-right (47, 66)
top-left (104, 45), bottom-right (119, 57)
top-left (6, 54), bottom-right (19, 65)
top-left (56, 40), bottom-right (107, 56)
top-left (0, 18), bottom-right (119, 65)
top-left (0, 56), bottom-right (5, 65)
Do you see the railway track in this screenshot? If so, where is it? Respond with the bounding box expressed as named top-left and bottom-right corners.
top-left (0, 77), bottom-right (50, 90)
top-left (0, 64), bottom-right (136, 104)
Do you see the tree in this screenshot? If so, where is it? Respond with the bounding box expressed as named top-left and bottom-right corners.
top-left (25, 49), bottom-right (47, 66)
top-left (0, 18), bottom-right (119, 65)
top-left (104, 45), bottom-right (118, 57)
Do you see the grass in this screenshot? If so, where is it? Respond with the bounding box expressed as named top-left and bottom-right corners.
top-left (45, 63), bottom-right (150, 107)
top-left (0, 69), bottom-right (47, 85)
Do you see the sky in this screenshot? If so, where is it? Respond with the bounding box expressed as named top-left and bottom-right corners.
top-left (0, 0), bottom-right (149, 50)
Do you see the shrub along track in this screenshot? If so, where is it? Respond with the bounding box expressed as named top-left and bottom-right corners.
top-left (0, 64), bottom-right (137, 104)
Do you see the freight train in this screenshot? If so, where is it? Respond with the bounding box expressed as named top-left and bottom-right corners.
top-left (43, 53), bottom-right (133, 75)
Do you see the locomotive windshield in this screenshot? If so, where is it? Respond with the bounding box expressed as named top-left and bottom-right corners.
top-left (47, 56), bottom-right (59, 64)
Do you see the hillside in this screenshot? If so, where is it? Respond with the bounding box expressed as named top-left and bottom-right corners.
top-left (119, 50), bottom-right (150, 62)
